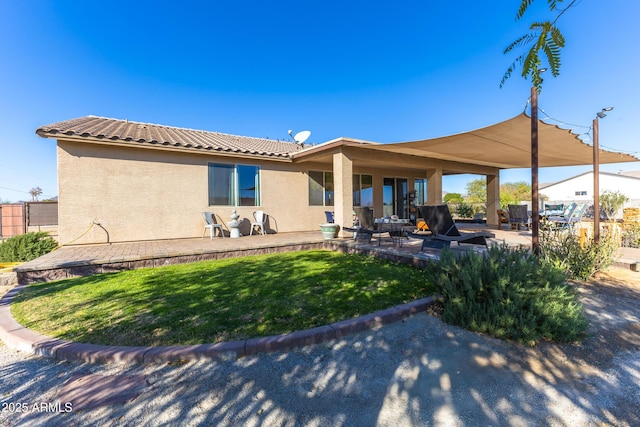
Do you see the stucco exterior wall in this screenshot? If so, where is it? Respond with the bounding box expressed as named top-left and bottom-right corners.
top-left (57, 140), bottom-right (432, 244)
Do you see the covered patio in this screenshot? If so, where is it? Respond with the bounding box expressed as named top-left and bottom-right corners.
top-left (292, 113), bottom-right (639, 235)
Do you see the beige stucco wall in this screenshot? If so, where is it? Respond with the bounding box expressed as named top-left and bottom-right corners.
top-left (58, 141), bottom-right (343, 244)
top-left (57, 139), bottom-right (475, 244)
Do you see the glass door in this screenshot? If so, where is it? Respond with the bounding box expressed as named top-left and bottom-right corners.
top-left (383, 177), bottom-right (409, 218)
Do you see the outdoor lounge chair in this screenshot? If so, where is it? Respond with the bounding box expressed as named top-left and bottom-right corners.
top-left (546, 202), bottom-right (577, 222)
top-left (544, 203), bottom-right (565, 217)
top-left (508, 204), bottom-right (531, 230)
top-left (408, 205), bottom-right (495, 249)
top-left (549, 203), bottom-right (586, 230)
top-left (344, 207), bottom-right (389, 245)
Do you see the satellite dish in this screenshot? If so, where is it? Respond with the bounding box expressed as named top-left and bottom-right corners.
top-left (293, 130), bottom-right (311, 145)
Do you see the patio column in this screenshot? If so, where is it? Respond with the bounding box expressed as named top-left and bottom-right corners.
top-left (426, 168), bottom-right (443, 204)
top-left (333, 149), bottom-right (353, 237)
top-left (486, 174), bottom-right (500, 228)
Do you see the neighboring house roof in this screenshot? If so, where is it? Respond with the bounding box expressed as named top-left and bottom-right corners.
top-left (540, 170), bottom-right (640, 190)
top-left (36, 116), bottom-right (303, 159)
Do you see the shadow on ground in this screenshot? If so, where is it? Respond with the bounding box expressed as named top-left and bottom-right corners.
top-left (1, 269), bottom-right (639, 426)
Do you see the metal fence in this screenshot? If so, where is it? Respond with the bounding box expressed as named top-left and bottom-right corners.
top-left (0, 202), bottom-right (58, 239)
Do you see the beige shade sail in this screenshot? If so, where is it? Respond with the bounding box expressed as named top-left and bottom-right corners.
top-left (352, 113), bottom-right (638, 169)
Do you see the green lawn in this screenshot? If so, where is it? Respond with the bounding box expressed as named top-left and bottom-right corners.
top-left (12, 250), bottom-right (434, 346)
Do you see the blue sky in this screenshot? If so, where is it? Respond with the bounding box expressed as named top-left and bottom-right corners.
top-left (1, 1), bottom-right (639, 202)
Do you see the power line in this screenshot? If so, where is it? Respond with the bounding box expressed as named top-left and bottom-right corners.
top-left (0, 185), bottom-right (29, 194)
top-left (538, 107), bottom-right (639, 156)
top-left (538, 108), bottom-right (590, 129)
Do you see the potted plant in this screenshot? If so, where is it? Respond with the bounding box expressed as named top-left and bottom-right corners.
top-left (319, 223), bottom-right (340, 239)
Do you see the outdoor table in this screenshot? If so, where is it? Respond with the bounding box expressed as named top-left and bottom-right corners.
top-left (375, 218), bottom-right (410, 247)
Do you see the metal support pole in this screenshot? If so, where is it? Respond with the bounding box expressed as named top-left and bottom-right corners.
top-left (531, 86), bottom-right (540, 255)
top-left (593, 117), bottom-right (600, 242)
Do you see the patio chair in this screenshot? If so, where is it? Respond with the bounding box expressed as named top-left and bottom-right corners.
top-left (324, 211), bottom-right (335, 223)
top-left (408, 205), bottom-right (495, 249)
top-left (202, 212), bottom-right (224, 239)
top-left (508, 204), bottom-right (531, 230)
top-left (250, 210), bottom-right (267, 235)
top-left (544, 203), bottom-right (565, 217)
top-left (550, 203), bottom-right (587, 230)
top-left (497, 209), bottom-right (509, 227)
top-left (547, 202), bottom-right (577, 222)
top-left (343, 207), bottom-right (389, 245)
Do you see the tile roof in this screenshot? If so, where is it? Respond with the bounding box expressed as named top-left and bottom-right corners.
top-left (36, 116), bottom-right (303, 159)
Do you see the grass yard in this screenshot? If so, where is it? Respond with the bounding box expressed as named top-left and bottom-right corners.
top-left (11, 250), bottom-right (434, 346)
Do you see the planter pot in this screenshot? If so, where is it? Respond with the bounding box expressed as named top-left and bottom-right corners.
top-left (319, 223), bottom-right (340, 239)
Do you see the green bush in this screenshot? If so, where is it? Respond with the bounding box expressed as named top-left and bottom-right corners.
top-left (426, 245), bottom-right (588, 346)
top-left (622, 223), bottom-right (640, 248)
top-left (539, 228), bottom-right (618, 281)
top-left (0, 232), bottom-right (58, 262)
top-left (455, 202), bottom-right (475, 219)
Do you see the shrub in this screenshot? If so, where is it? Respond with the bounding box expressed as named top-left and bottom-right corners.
top-left (0, 232), bottom-right (58, 262)
top-left (539, 228), bottom-right (619, 281)
top-left (621, 223), bottom-right (640, 248)
top-left (426, 244), bottom-right (588, 345)
top-left (455, 202), bottom-right (475, 219)
top-left (600, 190), bottom-right (629, 221)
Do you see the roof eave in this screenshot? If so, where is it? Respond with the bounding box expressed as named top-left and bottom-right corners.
top-left (45, 133), bottom-right (295, 162)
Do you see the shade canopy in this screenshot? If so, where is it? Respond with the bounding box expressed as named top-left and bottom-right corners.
top-left (351, 113), bottom-right (638, 169)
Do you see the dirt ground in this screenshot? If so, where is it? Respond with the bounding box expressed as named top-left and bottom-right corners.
top-left (558, 268), bottom-right (640, 365)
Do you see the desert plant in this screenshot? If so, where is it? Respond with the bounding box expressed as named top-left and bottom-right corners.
top-left (0, 232), bottom-right (58, 262)
top-left (600, 190), bottom-right (629, 222)
top-left (426, 244), bottom-right (588, 345)
top-left (621, 223), bottom-right (640, 248)
top-left (455, 202), bottom-right (475, 219)
top-left (539, 227), bottom-right (619, 281)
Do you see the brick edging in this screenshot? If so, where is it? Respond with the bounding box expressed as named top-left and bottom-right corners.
top-left (0, 283), bottom-right (439, 365)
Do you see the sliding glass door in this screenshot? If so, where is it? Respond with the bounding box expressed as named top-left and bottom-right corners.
top-left (383, 177), bottom-right (408, 218)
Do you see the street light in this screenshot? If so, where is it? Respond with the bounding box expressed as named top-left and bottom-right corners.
top-left (593, 107), bottom-right (614, 242)
top-left (530, 68), bottom-right (547, 256)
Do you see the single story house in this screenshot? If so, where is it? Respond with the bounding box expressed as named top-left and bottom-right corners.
top-left (541, 170), bottom-right (640, 207)
top-left (36, 114), bottom-right (639, 244)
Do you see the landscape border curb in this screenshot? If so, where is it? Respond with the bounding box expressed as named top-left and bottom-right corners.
top-left (0, 283), bottom-right (439, 365)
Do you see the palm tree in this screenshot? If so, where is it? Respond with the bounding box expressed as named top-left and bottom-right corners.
top-left (29, 187), bottom-right (43, 202)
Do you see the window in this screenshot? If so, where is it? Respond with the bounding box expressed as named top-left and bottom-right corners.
top-left (208, 163), bottom-right (260, 206)
top-left (309, 171), bottom-right (334, 206)
top-left (353, 174), bottom-right (373, 207)
top-left (308, 171), bottom-right (327, 206)
top-left (414, 178), bottom-right (427, 205)
top-left (309, 171), bottom-right (372, 206)
top-left (575, 191), bottom-right (587, 196)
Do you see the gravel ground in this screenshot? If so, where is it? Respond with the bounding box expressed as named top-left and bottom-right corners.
top-left (1, 268), bottom-right (639, 427)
